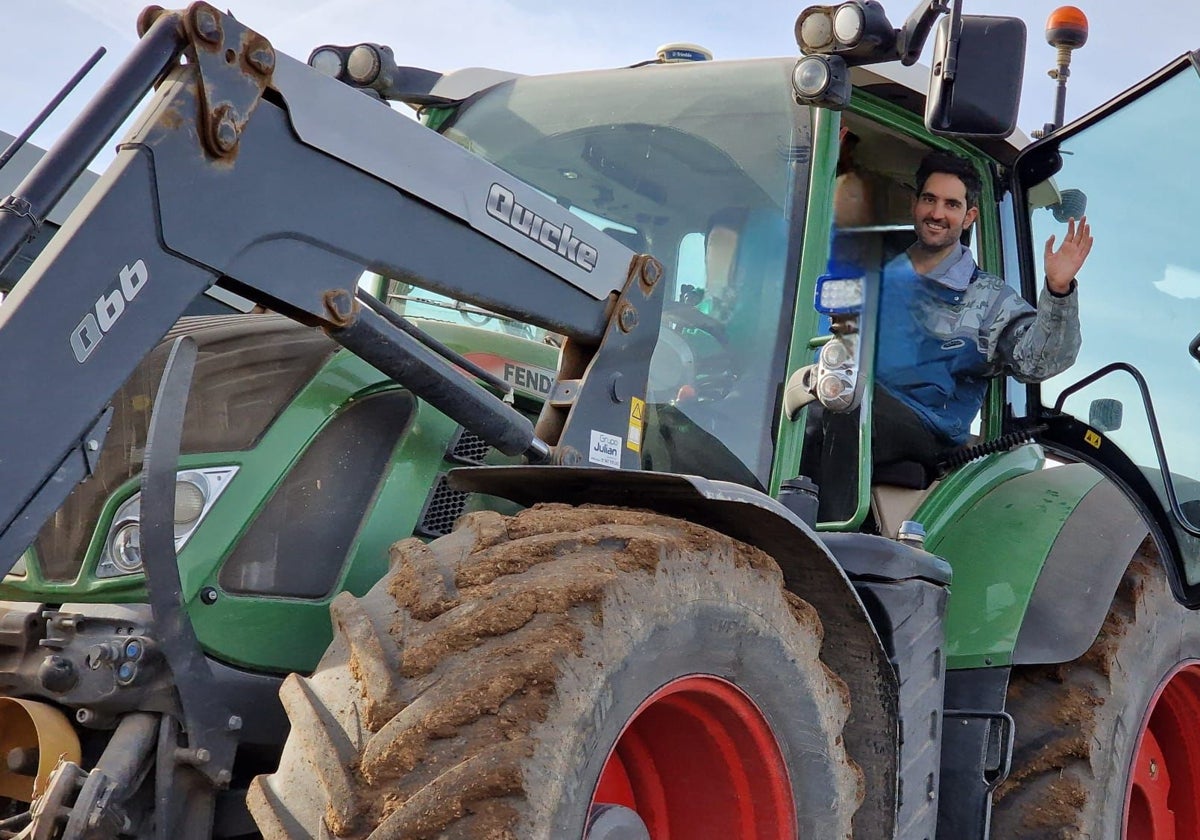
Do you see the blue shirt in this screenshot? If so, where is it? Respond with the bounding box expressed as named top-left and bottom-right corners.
top-left (875, 246), bottom-right (1081, 445)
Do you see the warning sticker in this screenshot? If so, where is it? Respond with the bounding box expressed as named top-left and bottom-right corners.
top-left (627, 397), bottom-right (646, 453)
top-left (589, 430), bottom-right (622, 468)
top-left (1084, 430), bottom-right (1102, 449)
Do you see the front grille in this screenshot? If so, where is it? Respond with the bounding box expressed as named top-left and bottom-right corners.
top-left (449, 428), bottom-right (491, 465)
top-left (415, 474), bottom-right (469, 539)
top-left (415, 428), bottom-right (494, 538)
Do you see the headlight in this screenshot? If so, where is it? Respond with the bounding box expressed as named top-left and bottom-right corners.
top-left (96, 466), bottom-right (238, 579)
top-left (174, 477), bottom-right (207, 526)
top-left (820, 338), bottom-right (852, 367)
top-left (818, 373), bottom-right (855, 411)
top-left (815, 334), bottom-right (861, 412)
top-left (109, 522), bottom-right (143, 574)
top-left (795, 2), bottom-right (898, 61)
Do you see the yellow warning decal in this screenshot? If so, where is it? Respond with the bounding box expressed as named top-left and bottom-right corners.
top-left (627, 397), bottom-right (646, 452)
top-left (1084, 430), bottom-right (1102, 449)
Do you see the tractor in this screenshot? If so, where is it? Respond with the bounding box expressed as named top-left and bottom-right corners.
top-left (0, 1), bottom-right (1197, 838)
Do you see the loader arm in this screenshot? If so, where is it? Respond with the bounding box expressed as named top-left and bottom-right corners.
top-left (0, 3), bottom-right (660, 569)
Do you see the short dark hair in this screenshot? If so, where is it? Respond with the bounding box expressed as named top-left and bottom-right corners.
top-left (915, 151), bottom-right (981, 209)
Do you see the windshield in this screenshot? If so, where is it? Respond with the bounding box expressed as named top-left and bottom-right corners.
top-left (442, 59), bottom-right (808, 486)
top-left (1024, 63), bottom-right (1200, 583)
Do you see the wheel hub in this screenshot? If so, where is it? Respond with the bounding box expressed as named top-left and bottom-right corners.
top-left (1126, 661), bottom-right (1200, 839)
top-left (586, 804), bottom-right (651, 840)
top-left (590, 675), bottom-right (795, 839)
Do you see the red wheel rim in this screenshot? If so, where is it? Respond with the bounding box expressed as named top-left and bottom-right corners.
top-left (1125, 661), bottom-right (1200, 839)
top-left (591, 675), bottom-right (795, 839)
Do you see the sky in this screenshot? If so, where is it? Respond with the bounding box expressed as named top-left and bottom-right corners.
top-left (2, 0), bottom-right (1199, 162)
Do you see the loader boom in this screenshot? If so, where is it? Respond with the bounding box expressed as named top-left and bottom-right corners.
top-left (0, 3), bottom-right (659, 568)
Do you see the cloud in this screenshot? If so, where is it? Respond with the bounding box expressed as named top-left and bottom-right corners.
top-left (1154, 264), bottom-right (1200, 300)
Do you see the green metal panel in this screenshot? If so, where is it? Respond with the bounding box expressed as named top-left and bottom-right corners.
top-left (187, 397), bottom-right (459, 672)
top-left (926, 460), bottom-right (1105, 670)
top-left (1, 318), bottom-right (558, 673)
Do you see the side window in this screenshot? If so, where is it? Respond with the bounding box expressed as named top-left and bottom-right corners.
top-left (675, 231), bottom-right (706, 298)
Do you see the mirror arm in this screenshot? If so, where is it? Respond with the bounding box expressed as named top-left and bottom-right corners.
top-left (897, 0), bottom-right (952, 65)
top-left (941, 0), bottom-right (964, 80)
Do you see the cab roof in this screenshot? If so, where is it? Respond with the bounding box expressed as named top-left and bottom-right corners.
top-left (428, 57), bottom-right (1030, 166)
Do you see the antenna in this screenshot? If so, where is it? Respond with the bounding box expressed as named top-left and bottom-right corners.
top-left (0, 47), bottom-right (107, 171)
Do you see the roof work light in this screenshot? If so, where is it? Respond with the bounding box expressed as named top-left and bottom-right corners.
top-left (308, 42), bottom-right (396, 93)
top-left (791, 54), bottom-right (852, 109)
top-left (795, 2), bottom-right (896, 60)
top-left (792, 1), bottom-right (896, 109)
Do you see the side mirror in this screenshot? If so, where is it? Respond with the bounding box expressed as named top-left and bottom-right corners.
top-left (1051, 188), bottom-right (1088, 223)
top-left (1089, 398), bottom-right (1123, 433)
top-left (925, 15), bottom-right (1026, 137)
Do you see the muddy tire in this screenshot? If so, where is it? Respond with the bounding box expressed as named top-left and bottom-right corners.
top-left (247, 504), bottom-right (863, 839)
top-left (993, 539), bottom-right (1200, 838)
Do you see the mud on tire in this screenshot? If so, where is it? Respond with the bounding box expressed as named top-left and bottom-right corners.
top-left (993, 538), bottom-right (1200, 837)
top-left (248, 504), bottom-right (863, 838)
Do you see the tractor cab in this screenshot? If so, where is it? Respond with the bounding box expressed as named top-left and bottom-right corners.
top-left (415, 40), bottom-right (1036, 535)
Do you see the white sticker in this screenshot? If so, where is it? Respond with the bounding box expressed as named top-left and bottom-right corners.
top-left (588, 430), bottom-right (622, 468)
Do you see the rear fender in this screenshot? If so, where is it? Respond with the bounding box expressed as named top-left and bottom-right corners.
top-left (449, 465), bottom-right (899, 840)
top-left (927, 463), bottom-right (1151, 670)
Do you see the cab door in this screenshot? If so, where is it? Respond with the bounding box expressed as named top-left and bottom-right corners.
top-left (1012, 53), bottom-right (1200, 605)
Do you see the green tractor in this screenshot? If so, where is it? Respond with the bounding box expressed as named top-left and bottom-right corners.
top-left (1, 1), bottom-right (1199, 838)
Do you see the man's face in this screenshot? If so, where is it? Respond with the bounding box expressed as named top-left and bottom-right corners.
top-left (912, 172), bottom-right (978, 252)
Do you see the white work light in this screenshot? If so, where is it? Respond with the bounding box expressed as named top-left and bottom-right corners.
top-left (791, 55), bottom-right (851, 108)
top-left (814, 273), bottom-right (865, 315)
top-left (309, 47), bottom-right (344, 78)
top-left (833, 3), bottom-right (866, 46)
top-left (798, 10), bottom-right (835, 52)
top-left (795, 1), bottom-right (898, 63)
top-left (347, 44), bottom-right (382, 85)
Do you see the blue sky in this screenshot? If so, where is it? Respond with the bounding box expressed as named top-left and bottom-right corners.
top-left (4, 0), bottom-right (1200, 158)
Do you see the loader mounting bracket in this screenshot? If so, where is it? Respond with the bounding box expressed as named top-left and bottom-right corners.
top-left (140, 2), bottom-right (275, 158)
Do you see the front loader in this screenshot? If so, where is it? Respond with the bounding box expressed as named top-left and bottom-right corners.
top-left (1, 1), bottom-right (1200, 838)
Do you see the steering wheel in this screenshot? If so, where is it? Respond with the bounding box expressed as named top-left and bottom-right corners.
top-left (663, 303), bottom-right (731, 349)
top-left (654, 303), bottom-right (737, 400)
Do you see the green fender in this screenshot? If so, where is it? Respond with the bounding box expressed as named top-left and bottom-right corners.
top-left (925, 462), bottom-right (1150, 670)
